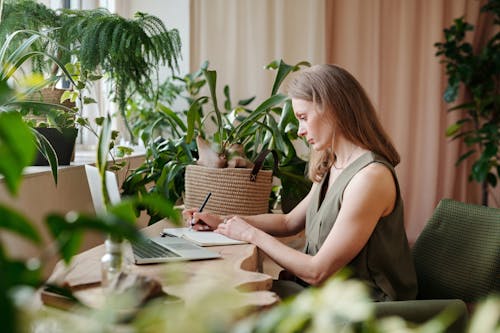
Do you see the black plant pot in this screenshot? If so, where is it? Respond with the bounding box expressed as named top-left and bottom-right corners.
top-left (33, 127), bottom-right (78, 166)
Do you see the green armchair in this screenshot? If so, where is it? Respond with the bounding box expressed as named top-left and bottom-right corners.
top-left (374, 199), bottom-right (500, 332)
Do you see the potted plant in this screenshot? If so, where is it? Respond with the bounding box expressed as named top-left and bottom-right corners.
top-left (56, 7), bottom-right (182, 141)
top-left (20, 87), bottom-right (79, 166)
top-left (0, 0), bottom-right (68, 76)
top-left (0, 1), bottom-right (89, 167)
top-left (1, 0), bottom-right (183, 149)
top-left (122, 59), bottom-right (312, 223)
top-left (434, 0), bottom-right (500, 206)
top-left (0, 28), bottom-right (81, 181)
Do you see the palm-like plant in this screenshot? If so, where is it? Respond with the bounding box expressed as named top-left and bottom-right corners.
top-left (58, 8), bottom-right (182, 140)
top-left (0, 0), bottom-right (63, 74)
top-left (1, 0), bottom-right (183, 141)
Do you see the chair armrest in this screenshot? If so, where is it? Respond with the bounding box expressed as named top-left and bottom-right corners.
top-left (373, 299), bottom-right (468, 333)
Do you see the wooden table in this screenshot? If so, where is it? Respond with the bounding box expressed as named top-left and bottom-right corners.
top-left (45, 220), bottom-right (279, 311)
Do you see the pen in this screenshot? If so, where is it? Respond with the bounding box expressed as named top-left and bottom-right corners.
top-left (190, 192), bottom-right (212, 229)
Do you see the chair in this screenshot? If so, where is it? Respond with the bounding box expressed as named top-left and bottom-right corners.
top-left (374, 199), bottom-right (500, 332)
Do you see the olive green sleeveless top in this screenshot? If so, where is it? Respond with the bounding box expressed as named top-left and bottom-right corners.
top-left (305, 152), bottom-right (418, 301)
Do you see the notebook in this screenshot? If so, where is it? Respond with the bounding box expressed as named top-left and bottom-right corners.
top-left (162, 228), bottom-right (248, 246)
top-left (84, 165), bottom-right (221, 264)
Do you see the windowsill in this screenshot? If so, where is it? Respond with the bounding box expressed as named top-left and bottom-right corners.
top-left (21, 144), bottom-right (146, 177)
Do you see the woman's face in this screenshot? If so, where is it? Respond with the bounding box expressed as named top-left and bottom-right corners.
top-left (292, 98), bottom-right (333, 151)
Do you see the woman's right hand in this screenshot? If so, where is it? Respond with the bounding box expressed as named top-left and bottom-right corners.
top-left (181, 208), bottom-right (225, 231)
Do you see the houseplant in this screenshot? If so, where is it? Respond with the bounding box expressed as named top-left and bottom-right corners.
top-left (21, 86), bottom-right (79, 166)
top-left (184, 59), bottom-right (312, 213)
top-left (434, 0), bottom-right (500, 206)
top-left (0, 0), bottom-right (67, 75)
top-left (184, 61), bottom-right (309, 214)
top-left (1, 0), bottom-right (183, 145)
top-left (122, 59), bottom-right (312, 223)
top-left (0, 1), bottom-right (95, 168)
top-left (56, 7), bottom-right (182, 141)
top-left (0, 28), bottom-right (80, 180)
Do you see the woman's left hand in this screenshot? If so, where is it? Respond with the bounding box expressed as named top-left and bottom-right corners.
top-left (215, 216), bottom-right (256, 243)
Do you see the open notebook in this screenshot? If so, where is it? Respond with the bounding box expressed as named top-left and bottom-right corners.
top-left (162, 228), bottom-right (248, 246)
top-left (84, 165), bottom-right (221, 264)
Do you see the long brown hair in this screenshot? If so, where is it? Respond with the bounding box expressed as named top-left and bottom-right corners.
top-left (287, 64), bottom-right (400, 182)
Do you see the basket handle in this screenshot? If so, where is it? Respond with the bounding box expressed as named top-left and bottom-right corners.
top-left (250, 149), bottom-right (279, 182)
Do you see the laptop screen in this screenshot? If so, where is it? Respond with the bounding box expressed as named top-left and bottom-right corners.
top-left (84, 165), bottom-right (121, 214)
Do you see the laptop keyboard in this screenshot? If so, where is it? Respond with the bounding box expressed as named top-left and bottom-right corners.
top-left (132, 239), bottom-right (180, 259)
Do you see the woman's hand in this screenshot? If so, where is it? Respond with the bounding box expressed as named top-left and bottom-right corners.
top-left (181, 208), bottom-right (224, 231)
top-left (215, 216), bottom-right (256, 243)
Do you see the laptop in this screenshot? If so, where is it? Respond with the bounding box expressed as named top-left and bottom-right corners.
top-left (84, 165), bottom-right (221, 264)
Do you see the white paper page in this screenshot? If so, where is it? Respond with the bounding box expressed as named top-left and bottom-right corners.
top-left (162, 228), bottom-right (247, 246)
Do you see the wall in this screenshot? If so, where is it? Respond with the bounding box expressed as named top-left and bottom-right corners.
top-left (116, 0), bottom-right (191, 78)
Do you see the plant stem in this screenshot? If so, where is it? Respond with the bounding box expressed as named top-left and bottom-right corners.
top-left (482, 181), bottom-right (488, 206)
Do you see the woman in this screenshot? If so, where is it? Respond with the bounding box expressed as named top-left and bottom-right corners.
top-left (184, 64), bottom-right (417, 301)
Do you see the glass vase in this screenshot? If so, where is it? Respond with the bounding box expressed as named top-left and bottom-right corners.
top-left (100, 237), bottom-right (123, 294)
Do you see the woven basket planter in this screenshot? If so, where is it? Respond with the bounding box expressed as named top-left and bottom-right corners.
top-left (184, 164), bottom-right (273, 216)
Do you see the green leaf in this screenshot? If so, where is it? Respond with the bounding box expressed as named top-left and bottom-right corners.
top-left (158, 104), bottom-right (187, 132)
top-left (0, 112), bottom-right (36, 194)
top-left (264, 60), bottom-right (280, 70)
top-left (445, 122), bottom-right (462, 137)
top-left (455, 149), bottom-right (476, 166)
top-left (443, 83), bottom-right (459, 103)
top-left (186, 97), bottom-right (207, 143)
top-left (278, 99), bottom-right (296, 131)
top-left (269, 59), bottom-right (310, 96)
top-left (483, 143), bottom-right (498, 158)
top-left (270, 60), bottom-right (294, 96)
top-left (95, 117), bottom-right (104, 126)
top-left (486, 172), bottom-right (497, 187)
top-left (237, 96), bottom-right (256, 106)
top-left (96, 114), bottom-right (112, 208)
top-left (45, 211), bottom-right (142, 263)
top-left (140, 194), bottom-right (181, 225)
top-left (0, 204), bottom-right (41, 244)
top-left (203, 68), bottom-right (223, 141)
top-left (83, 97), bottom-right (97, 104)
top-left (0, 252), bottom-right (42, 290)
top-left (472, 159), bottom-right (490, 182)
top-left (107, 200), bottom-right (139, 224)
top-left (223, 85), bottom-right (231, 111)
top-left (97, 115), bottom-right (112, 172)
top-left (31, 128), bottom-right (58, 184)
top-left (0, 80), bottom-right (15, 106)
top-left (446, 101), bottom-right (475, 112)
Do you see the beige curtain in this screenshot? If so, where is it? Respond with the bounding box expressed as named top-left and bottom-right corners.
top-left (190, 0), bottom-right (325, 106)
top-left (190, 0), bottom-right (498, 245)
top-left (326, 0), bottom-right (499, 244)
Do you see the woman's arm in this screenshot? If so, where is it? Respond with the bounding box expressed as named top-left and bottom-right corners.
top-left (184, 183), bottom-right (317, 237)
top-left (217, 163), bottom-right (396, 285)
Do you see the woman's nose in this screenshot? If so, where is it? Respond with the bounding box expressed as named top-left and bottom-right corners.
top-left (297, 125), bottom-right (306, 137)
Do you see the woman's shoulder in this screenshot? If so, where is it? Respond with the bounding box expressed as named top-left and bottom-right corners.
top-left (347, 154), bottom-right (396, 198)
top-left (355, 161), bottom-right (394, 185)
